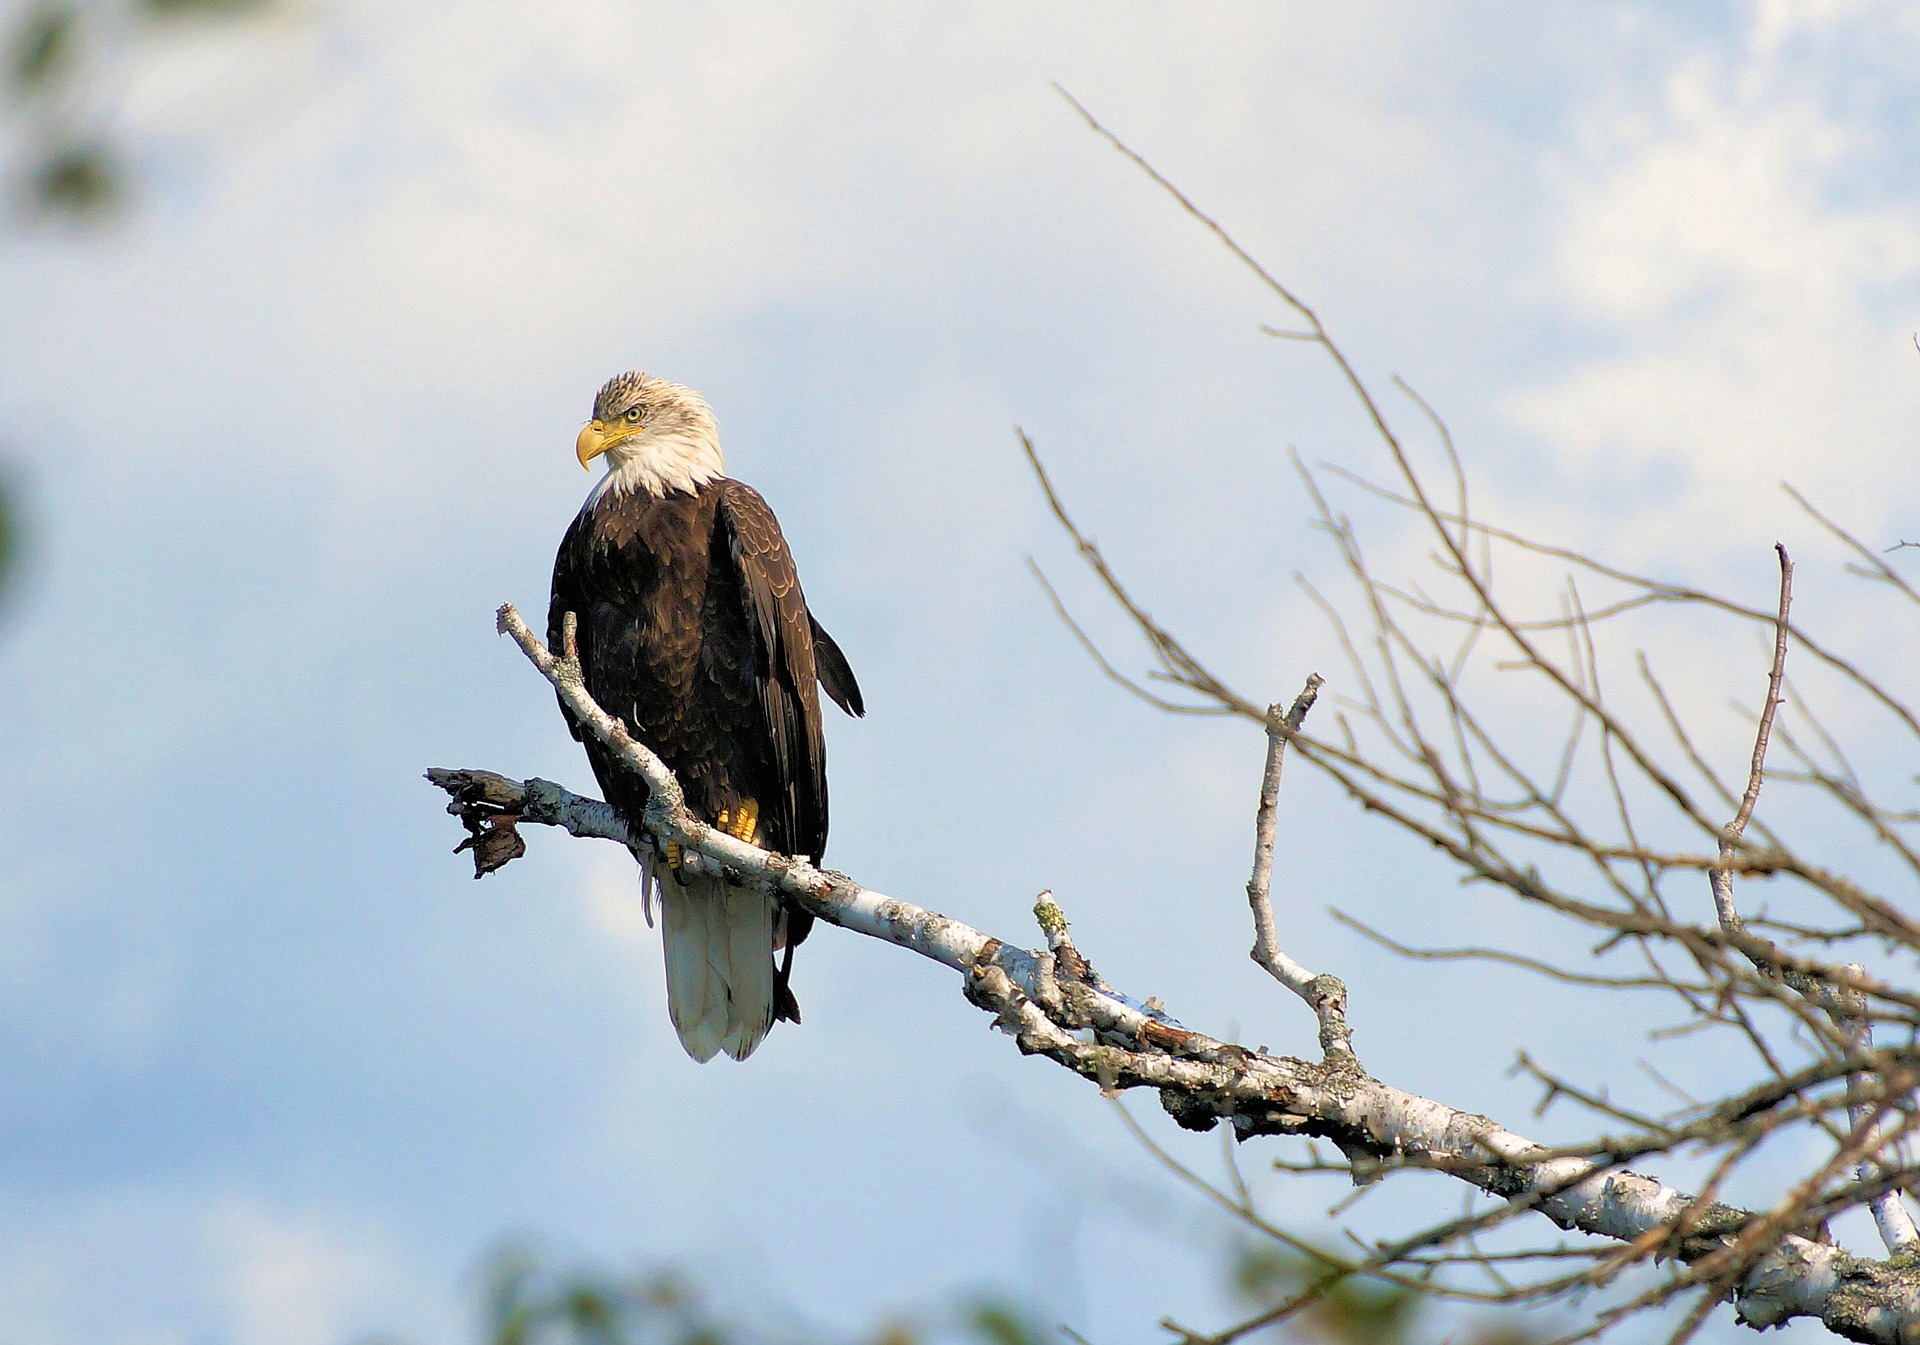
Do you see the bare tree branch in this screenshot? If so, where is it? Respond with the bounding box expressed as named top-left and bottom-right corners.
top-left (1700, 549), bottom-right (1920, 1254)
top-left (1008, 99), bottom-right (1920, 1337)
top-left (1244, 675), bottom-right (1351, 1061)
top-left (429, 604), bottom-right (1920, 1343)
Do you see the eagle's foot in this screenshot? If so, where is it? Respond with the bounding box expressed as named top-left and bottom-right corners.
top-left (715, 800), bottom-right (759, 845)
top-left (662, 804), bottom-right (756, 882)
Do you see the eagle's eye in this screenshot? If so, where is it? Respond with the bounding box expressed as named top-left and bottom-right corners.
top-left (623, 405), bottom-right (645, 424)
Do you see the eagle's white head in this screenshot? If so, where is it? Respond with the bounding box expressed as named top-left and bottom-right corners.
top-left (575, 370), bottom-right (726, 503)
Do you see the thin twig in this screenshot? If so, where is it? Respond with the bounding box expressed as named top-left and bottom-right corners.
top-left (1244, 674), bottom-right (1351, 1061)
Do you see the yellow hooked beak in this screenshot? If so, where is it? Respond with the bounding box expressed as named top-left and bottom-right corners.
top-left (576, 421), bottom-right (610, 470)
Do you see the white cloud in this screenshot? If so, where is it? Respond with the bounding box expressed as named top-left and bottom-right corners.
top-left (0, 1189), bottom-right (433, 1345)
top-left (206, 1200), bottom-right (399, 1345)
top-left (1508, 1), bottom-right (1920, 545)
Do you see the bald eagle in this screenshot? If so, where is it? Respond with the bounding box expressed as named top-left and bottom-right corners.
top-left (549, 371), bottom-right (864, 1062)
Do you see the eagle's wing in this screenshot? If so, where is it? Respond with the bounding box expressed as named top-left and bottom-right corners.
top-left (547, 507), bottom-right (591, 744)
top-left (810, 614), bottom-right (865, 718)
top-left (715, 481), bottom-right (832, 862)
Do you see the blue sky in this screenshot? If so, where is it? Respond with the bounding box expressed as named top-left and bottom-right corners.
top-left (4, 3), bottom-right (1920, 1342)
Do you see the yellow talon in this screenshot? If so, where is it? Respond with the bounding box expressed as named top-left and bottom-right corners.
top-left (727, 799), bottom-right (759, 842)
top-left (665, 840), bottom-right (684, 871)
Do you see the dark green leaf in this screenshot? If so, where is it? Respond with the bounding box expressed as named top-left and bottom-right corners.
top-left (642, 1269), bottom-right (693, 1311)
top-left (1233, 1243), bottom-right (1309, 1303)
top-left (137, 0), bottom-right (271, 18)
top-left (1313, 1276), bottom-right (1418, 1345)
top-left (0, 480), bottom-right (13, 602)
top-left (1467, 1330), bottom-right (1546, 1345)
top-left (676, 1329), bottom-right (732, 1345)
top-left (963, 1301), bottom-right (1044, 1345)
top-left (32, 140), bottom-right (121, 216)
top-left (1231, 1242), bottom-right (1423, 1345)
top-left (8, 5), bottom-right (77, 91)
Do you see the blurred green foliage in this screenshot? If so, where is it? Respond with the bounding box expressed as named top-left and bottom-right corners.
top-left (1231, 1244), bottom-right (1546, 1345)
top-left (30, 138), bottom-right (119, 214)
top-left (137, 0), bottom-right (272, 15)
top-left (953, 1303), bottom-right (1042, 1345)
top-left (0, 477), bottom-right (15, 607)
top-left (10, 5), bottom-right (78, 90)
top-left (3, 0), bottom-right (271, 220)
top-left (473, 1252), bottom-right (1050, 1345)
top-left (459, 1243), bottom-right (1553, 1345)
top-left (1234, 1245), bottom-right (1417, 1345)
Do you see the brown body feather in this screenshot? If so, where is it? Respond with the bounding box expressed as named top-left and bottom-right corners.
top-left (548, 477), bottom-right (861, 1032)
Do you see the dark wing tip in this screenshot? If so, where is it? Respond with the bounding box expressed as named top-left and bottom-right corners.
top-left (810, 615), bottom-right (865, 717)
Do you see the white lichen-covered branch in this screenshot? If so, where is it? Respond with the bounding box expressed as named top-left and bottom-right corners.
top-left (990, 100), bottom-right (1920, 1343)
top-left (427, 604), bottom-right (1920, 1345)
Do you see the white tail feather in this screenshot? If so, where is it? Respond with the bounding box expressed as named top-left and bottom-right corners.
top-left (659, 865), bottom-right (777, 1062)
